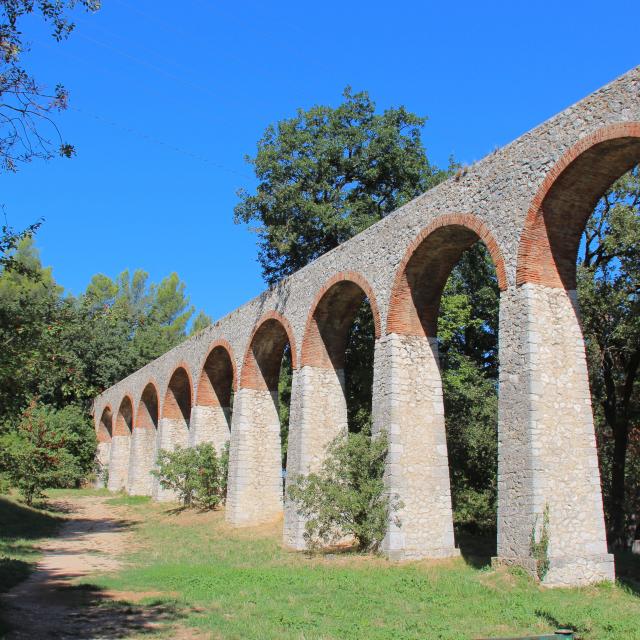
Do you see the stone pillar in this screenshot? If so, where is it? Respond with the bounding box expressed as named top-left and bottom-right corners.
top-left (95, 441), bottom-right (111, 488)
top-left (373, 334), bottom-right (458, 560)
top-left (152, 417), bottom-right (189, 502)
top-left (107, 435), bottom-right (130, 492)
top-left (495, 284), bottom-right (614, 586)
top-left (226, 387), bottom-right (283, 525)
top-left (127, 427), bottom-right (156, 496)
top-left (284, 366), bottom-right (348, 548)
top-left (189, 404), bottom-right (231, 453)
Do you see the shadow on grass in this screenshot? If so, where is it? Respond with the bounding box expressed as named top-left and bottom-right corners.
top-left (615, 551), bottom-right (640, 596)
top-left (0, 496), bottom-right (62, 594)
top-left (2, 580), bottom-right (187, 638)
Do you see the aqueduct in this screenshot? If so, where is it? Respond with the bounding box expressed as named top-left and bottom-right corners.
top-left (93, 66), bottom-right (640, 587)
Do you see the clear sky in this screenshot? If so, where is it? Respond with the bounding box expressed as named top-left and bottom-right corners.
top-left (2, 0), bottom-right (638, 322)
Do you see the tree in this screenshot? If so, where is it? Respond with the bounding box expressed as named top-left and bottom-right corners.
top-left (0, 0), bottom-right (100, 172)
top-left (190, 310), bottom-right (212, 336)
top-left (578, 166), bottom-right (640, 549)
top-left (0, 400), bottom-right (84, 505)
top-left (235, 87), bottom-right (451, 284)
top-left (287, 426), bottom-right (400, 551)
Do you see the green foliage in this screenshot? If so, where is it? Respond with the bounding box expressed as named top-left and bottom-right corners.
top-left (278, 346), bottom-right (292, 468)
top-left (189, 310), bottom-right (212, 335)
top-left (344, 302), bottom-right (375, 434)
top-left (439, 243), bottom-right (500, 533)
top-left (235, 86), bottom-right (451, 284)
top-left (287, 427), bottom-right (399, 551)
top-left (0, 0), bottom-right (100, 171)
top-left (578, 165), bottom-right (640, 548)
top-left (0, 401), bottom-right (88, 505)
top-left (530, 505), bottom-right (551, 581)
top-left (152, 443), bottom-right (229, 510)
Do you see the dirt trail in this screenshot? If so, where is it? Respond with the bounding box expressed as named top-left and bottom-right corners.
top-left (1, 496), bottom-right (181, 639)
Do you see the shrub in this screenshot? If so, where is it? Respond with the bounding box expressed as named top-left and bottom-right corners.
top-left (0, 401), bottom-right (83, 505)
top-left (152, 442), bottom-right (229, 509)
top-left (287, 426), bottom-right (401, 551)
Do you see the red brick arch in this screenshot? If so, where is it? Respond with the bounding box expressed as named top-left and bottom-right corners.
top-left (301, 271), bottom-right (382, 369)
top-left (114, 395), bottom-right (134, 437)
top-left (135, 381), bottom-right (160, 431)
top-left (386, 213), bottom-right (507, 337)
top-left (517, 122), bottom-right (640, 289)
top-left (97, 405), bottom-right (113, 443)
top-left (240, 311), bottom-right (297, 391)
top-left (163, 363), bottom-right (194, 421)
top-left (196, 339), bottom-right (237, 407)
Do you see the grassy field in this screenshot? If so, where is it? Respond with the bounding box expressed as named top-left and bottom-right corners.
top-left (1, 489), bottom-right (639, 639)
top-left (68, 493), bottom-right (639, 640)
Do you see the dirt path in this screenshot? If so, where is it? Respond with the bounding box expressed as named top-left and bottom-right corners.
top-left (1, 496), bottom-right (181, 639)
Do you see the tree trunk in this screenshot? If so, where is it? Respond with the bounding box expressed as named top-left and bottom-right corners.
top-left (610, 420), bottom-right (629, 549)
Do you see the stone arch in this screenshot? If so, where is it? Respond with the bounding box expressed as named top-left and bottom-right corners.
top-left (95, 405), bottom-right (113, 488)
top-left (380, 213), bottom-right (505, 561)
top-left (128, 382), bottom-right (159, 496)
top-left (227, 311), bottom-right (295, 525)
top-left (153, 364), bottom-right (194, 501)
top-left (300, 271), bottom-right (381, 368)
top-left (162, 364), bottom-right (193, 422)
top-left (136, 382), bottom-right (160, 431)
top-left (191, 341), bottom-right (236, 451)
top-left (108, 396), bottom-right (134, 491)
top-left (240, 311), bottom-right (297, 391)
top-left (197, 340), bottom-right (237, 405)
top-left (387, 213), bottom-right (507, 337)
top-left (501, 124), bottom-right (639, 584)
top-left (517, 122), bottom-right (640, 289)
top-left (97, 405), bottom-right (113, 443)
top-left (114, 395), bottom-right (134, 436)
top-left (285, 272), bottom-right (381, 548)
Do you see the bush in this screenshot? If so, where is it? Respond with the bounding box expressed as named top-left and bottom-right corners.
top-left (0, 400), bottom-right (88, 505)
top-left (287, 427), bottom-right (400, 551)
top-left (152, 442), bottom-right (229, 509)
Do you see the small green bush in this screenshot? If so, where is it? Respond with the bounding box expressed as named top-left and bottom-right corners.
top-left (287, 427), bottom-right (401, 551)
top-left (152, 442), bottom-right (229, 509)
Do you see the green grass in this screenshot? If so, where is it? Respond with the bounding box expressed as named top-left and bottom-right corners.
top-left (86, 498), bottom-right (640, 640)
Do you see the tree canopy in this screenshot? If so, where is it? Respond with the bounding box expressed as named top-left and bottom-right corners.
top-left (235, 87), bottom-right (452, 284)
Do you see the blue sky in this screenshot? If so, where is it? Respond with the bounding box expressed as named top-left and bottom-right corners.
top-left (2, 0), bottom-right (638, 322)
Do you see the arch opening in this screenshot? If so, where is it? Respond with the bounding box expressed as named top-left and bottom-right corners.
top-left (193, 344), bottom-right (235, 453)
top-left (518, 131), bottom-right (640, 289)
top-left (108, 396), bottom-right (133, 492)
top-left (163, 367), bottom-right (192, 423)
top-left (136, 383), bottom-right (159, 431)
top-left (128, 383), bottom-right (159, 496)
top-left (98, 406), bottom-right (113, 443)
top-left (284, 276), bottom-right (378, 548)
top-left (302, 278), bottom-right (378, 433)
top-left (242, 317), bottom-right (293, 471)
top-left (154, 366), bottom-right (193, 501)
top-left (227, 314), bottom-right (295, 526)
top-left (114, 396), bottom-right (133, 436)
top-left (197, 345), bottom-right (235, 412)
top-left (384, 218), bottom-right (504, 561)
top-left (95, 406), bottom-right (113, 489)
